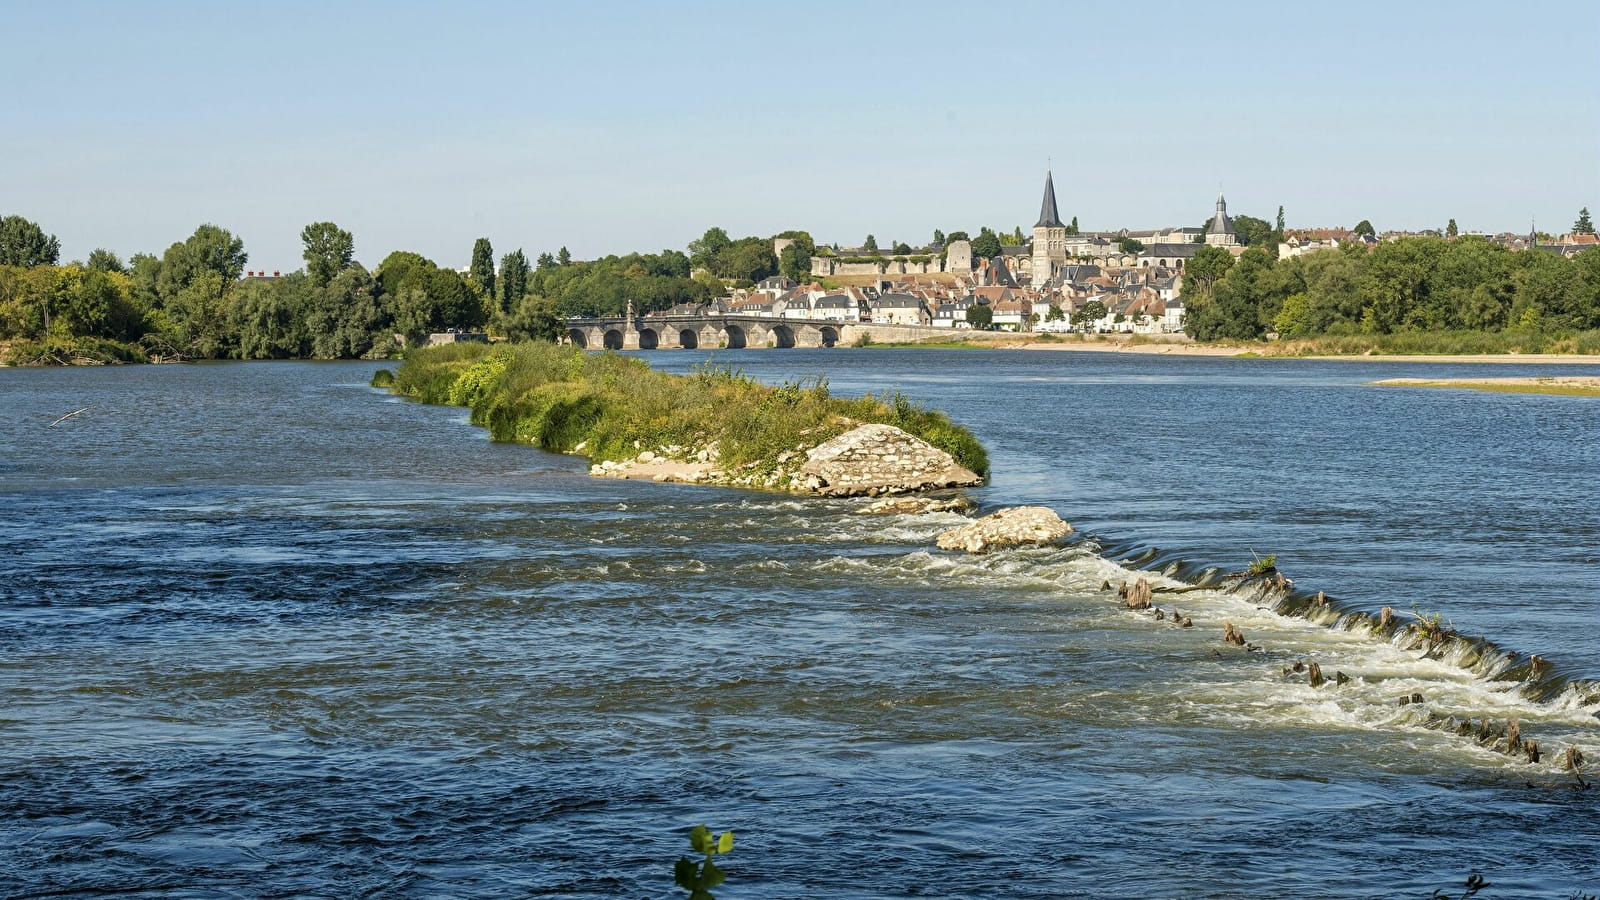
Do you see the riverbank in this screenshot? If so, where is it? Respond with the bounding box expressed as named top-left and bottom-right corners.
top-left (874, 331), bottom-right (1600, 363)
top-left (382, 342), bottom-right (988, 494)
top-left (1370, 376), bottom-right (1600, 396)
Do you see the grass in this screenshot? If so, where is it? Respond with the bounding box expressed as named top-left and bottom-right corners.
top-left (384, 341), bottom-right (989, 477)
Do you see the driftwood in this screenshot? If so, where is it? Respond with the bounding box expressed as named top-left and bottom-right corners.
top-left (49, 406), bottom-right (92, 427)
top-left (1525, 740), bottom-right (1541, 764)
top-left (1379, 607), bottom-right (1395, 629)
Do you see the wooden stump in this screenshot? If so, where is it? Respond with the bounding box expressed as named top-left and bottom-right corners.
top-left (1222, 623), bottom-right (1246, 646)
top-left (1307, 662), bottom-right (1324, 688)
top-left (1379, 607), bottom-right (1394, 629)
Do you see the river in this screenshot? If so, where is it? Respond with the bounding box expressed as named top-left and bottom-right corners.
top-left (2, 350), bottom-right (1597, 898)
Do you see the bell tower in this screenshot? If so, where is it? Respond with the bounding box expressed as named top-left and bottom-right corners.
top-left (1031, 170), bottom-right (1067, 286)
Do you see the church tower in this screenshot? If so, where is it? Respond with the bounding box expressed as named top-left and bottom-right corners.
top-left (1031, 170), bottom-right (1068, 285)
top-left (1205, 193), bottom-right (1238, 246)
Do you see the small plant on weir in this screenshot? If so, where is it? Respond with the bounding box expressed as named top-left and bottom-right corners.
top-left (675, 824), bottom-right (734, 900)
top-left (1245, 552), bottom-right (1278, 575)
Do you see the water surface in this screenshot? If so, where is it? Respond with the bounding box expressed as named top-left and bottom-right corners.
top-left (2, 352), bottom-right (1597, 898)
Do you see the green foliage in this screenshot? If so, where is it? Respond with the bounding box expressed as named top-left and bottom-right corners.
top-left (301, 221), bottom-right (354, 287)
top-left (1233, 214), bottom-right (1274, 248)
top-left (1446, 218), bottom-right (1459, 238)
top-left (1573, 208), bottom-right (1593, 235)
top-left (778, 243), bottom-right (810, 282)
top-left (158, 224), bottom-right (247, 303)
top-left (1353, 219), bottom-right (1376, 237)
top-left (892, 241), bottom-right (912, 255)
top-left (1246, 553), bottom-right (1278, 575)
top-left (852, 330), bottom-right (875, 347)
top-left (0, 214), bottom-right (61, 267)
top-left (1072, 299), bottom-right (1106, 328)
top-left (1067, 216), bottom-right (1079, 235)
top-left (470, 237), bottom-right (495, 301)
top-left (674, 825), bottom-right (734, 900)
top-left (86, 248), bottom-right (124, 273)
top-left (971, 228), bottom-right (1001, 259)
top-left (965, 303), bottom-right (993, 329)
top-left (862, 234), bottom-right (878, 254)
top-left (499, 249), bottom-right (530, 311)
top-left (1117, 236), bottom-right (1146, 254)
top-left (370, 368), bottom-right (395, 387)
top-left (386, 342), bottom-right (991, 479)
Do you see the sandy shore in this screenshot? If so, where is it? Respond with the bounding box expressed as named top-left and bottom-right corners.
top-left (954, 337), bottom-right (1600, 364)
top-left (1370, 376), bottom-right (1600, 396)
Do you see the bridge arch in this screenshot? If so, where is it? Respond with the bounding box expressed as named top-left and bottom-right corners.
top-left (819, 325), bottom-right (839, 348)
top-left (723, 324), bottom-right (747, 349)
top-left (679, 328), bottom-right (698, 350)
top-left (770, 324), bottom-right (795, 348)
top-left (603, 328), bottom-right (625, 350)
top-left (638, 327), bottom-right (659, 350)
top-left (568, 328), bottom-right (589, 349)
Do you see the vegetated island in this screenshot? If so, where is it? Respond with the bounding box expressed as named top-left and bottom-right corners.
top-left (1368, 376), bottom-right (1600, 397)
top-left (378, 342), bottom-right (988, 496)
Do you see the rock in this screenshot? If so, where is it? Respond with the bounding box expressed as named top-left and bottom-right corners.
top-left (934, 506), bottom-right (1071, 554)
top-left (856, 496), bottom-right (975, 516)
top-left (801, 424), bottom-right (982, 498)
top-left (637, 450), bottom-right (657, 463)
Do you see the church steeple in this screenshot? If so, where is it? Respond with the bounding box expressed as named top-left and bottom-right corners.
top-left (1205, 193), bottom-right (1237, 246)
top-left (1035, 170), bottom-right (1064, 229)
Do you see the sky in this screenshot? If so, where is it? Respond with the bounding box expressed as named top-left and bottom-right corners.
top-left (3, 0), bottom-right (1597, 270)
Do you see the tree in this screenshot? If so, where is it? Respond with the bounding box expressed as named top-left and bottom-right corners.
top-left (774, 230), bottom-right (815, 255)
top-left (1353, 219), bottom-right (1376, 237)
top-left (470, 237), bottom-right (496, 302)
top-left (499, 249), bottom-right (530, 308)
top-left (971, 228), bottom-right (1001, 259)
top-left (1233, 214), bottom-right (1274, 248)
top-left (964, 303), bottom-right (993, 329)
top-left (863, 234), bottom-right (878, 254)
top-left (557, 246), bottom-right (571, 266)
top-left (1045, 304), bottom-right (1064, 322)
top-left (933, 229), bottom-right (945, 246)
top-left (688, 228), bottom-right (730, 270)
top-left (945, 231), bottom-right (969, 244)
top-left (301, 221), bottom-right (354, 287)
top-left (1447, 219), bottom-right (1459, 239)
top-left (86, 248), bottom-right (125, 273)
top-left (1276, 205), bottom-right (1286, 236)
top-left (1067, 216), bottom-right (1079, 235)
top-left (1575, 208), bottom-right (1595, 235)
top-left (158, 224), bottom-right (247, 303)
top-left (779, 243), bottom-right (810, 282)
top-left (0, 215), bottom-right (61, 267)
top-left (536, 252), bottom-right (556, 270)
top-left (503, 293), bottom-right (562, 342)
top-left (1117, 237), bottom-right (1146, 254)
top-left (1072, 299), bottom-right (1107, 330)
top-left (892, 241), bottom-right (912, 255)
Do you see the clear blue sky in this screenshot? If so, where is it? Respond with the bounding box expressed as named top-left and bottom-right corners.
top-left (4, 0), bottom-right (1596, 270)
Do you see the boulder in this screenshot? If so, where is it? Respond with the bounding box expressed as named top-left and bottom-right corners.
top-left (855, 496), bottom-right (975, 516)
top-left (935, 506), bottom-right (1072, 553)
top-left (800, 424), bottom-right (983, 497)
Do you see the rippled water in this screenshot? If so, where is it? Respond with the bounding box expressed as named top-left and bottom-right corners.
top-left (2, 353), bottom-right (1597, 898)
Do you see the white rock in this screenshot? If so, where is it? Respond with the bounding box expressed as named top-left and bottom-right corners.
top-left (935, 506), bottom-right (1072, 553)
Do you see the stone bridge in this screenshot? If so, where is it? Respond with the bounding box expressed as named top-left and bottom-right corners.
top-left (565, 315), bottom-right (851, 350)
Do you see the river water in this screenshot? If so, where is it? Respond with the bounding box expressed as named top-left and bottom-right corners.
top-left (2, 351), bottom-right (1597, 898)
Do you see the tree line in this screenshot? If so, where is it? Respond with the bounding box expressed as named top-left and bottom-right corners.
top-left (1181, 237), bottom-right (1600, 341)
top-left (0, 215), bottom-right (802, 364)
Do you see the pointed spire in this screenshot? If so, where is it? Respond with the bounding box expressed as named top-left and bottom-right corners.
top-left (1035, 170), bottom-right (1064, 229)
top-left (1216, 193), bottom-right (1228, 214)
